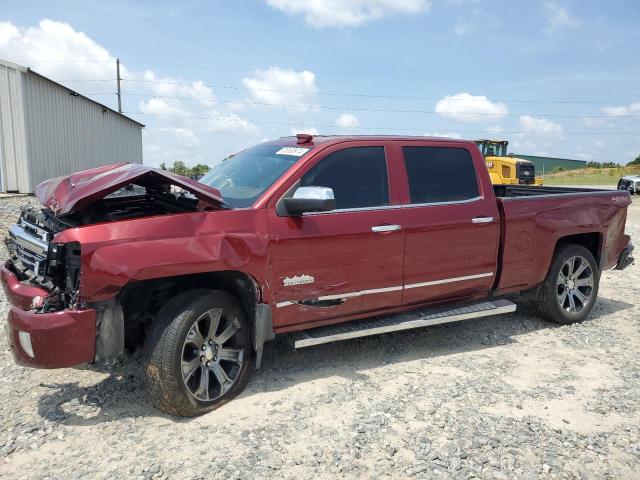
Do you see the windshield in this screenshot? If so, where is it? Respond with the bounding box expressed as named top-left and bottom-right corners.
top-left (199, 143), bottom-right (310, 208)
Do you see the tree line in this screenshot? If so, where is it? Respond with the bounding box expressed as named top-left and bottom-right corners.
top-left (585, 154), bottom-right (640, 168)
top-left (159, 161), bottom-right (211, 179)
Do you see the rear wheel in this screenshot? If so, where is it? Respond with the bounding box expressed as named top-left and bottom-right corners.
top-left (144, 290), bottom-right (253, 417)
top-left (533, 244), bottom-right (599, 325)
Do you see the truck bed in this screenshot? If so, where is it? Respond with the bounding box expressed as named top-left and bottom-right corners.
top-left (494, 184), bottom-right (631, 296)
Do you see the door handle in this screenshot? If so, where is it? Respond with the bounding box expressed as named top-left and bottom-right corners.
top-left (371, 224), bottom-right (401, 233)
top-left (472, 216), bottom-right (495, 224)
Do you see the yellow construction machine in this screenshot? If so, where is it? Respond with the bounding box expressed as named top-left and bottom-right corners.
top-left (475, 139), bottom-right (543, 186)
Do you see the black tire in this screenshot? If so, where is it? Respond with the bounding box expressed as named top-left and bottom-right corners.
top-left (144, 289), bottom-right (254, 417)
top-left (533, 244), bottom-right (600, 325)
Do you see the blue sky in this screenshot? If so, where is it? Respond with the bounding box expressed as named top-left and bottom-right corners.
top-left (1, 0), bottom-right (639, 167)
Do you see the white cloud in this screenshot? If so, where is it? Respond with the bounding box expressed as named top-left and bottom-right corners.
top-left (487, 125), bottom-right (504, 134)
top-left (424, 132), bottom-right (461, 139)
top-left (543, 1), bottom-right (579, 30)
top-left (336, 113), bottom-right (360, 128)
top-left (207, 112), bottom-right (256, 133)
top-left (159, 127), bottom-right (200, 147)
top-left (265, 0), bottom-right (430, 28)
top-left (519, 115), bottom-right (563, 134)
top-left (140, 70), bottom-right (215, 105)
top-left (602, 101), bottom-right (640, 117)
top-left (139, 98), bottom-right (188, 116)
top-left (225, 100), bottom-right (248, 112)
top-left (0, 19), bottom-right (121, 85)
top-left (243, 67), bottom-right (317, 110)
top-left (435, 93), bottom-right (509, 123)
top-left (0, 19), bottom-right (260, 168)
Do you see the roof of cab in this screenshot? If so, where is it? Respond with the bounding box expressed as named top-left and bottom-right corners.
top-left (272, 134), bottom-right (476, 149)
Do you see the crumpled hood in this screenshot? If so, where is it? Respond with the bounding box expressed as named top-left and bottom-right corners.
top-left (35, 163), bottom-right (225, 216)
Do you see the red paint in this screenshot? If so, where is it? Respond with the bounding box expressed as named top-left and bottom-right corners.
top-left (35, 162), bottom-right (225, 216)
top-left (1, 262), bottom-right (50, 310)
top-left (2, 136), bottom-right (633, 369)
top-left (7, 306), bottom-right (96, 368)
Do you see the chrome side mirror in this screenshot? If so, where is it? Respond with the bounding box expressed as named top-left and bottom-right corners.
top-left (284, 186), bottom-right (335, 216)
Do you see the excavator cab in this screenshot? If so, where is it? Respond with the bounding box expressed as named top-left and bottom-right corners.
top-left (474, 139), bottom-right (543, 186)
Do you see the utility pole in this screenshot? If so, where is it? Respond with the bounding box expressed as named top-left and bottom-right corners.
top-left (116, 58), bottom-right (122, 113)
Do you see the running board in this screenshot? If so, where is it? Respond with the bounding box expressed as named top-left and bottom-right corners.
top-left (290, 299), bottom-right (516, 349)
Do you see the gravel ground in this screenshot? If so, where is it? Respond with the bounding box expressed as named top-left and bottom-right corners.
top-left (0, 192), bottom-right (638, 480)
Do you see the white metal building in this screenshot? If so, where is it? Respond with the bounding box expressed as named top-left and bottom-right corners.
top-left (0, 57), bottom-right (143, 193)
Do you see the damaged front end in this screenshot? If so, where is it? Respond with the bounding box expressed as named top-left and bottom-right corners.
top-left (2, 206), bottom-right (95, 368)
top-left (2, 163), bottom-right (229, 368)
top-left (6, 206), bottom-right (81, 311)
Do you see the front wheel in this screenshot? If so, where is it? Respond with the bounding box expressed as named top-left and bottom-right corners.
top-left (144, 290), bottom-right (254, 417)
top-left (533, 244), bottom-right (600, 325)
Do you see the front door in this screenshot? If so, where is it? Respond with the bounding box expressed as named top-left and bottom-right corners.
top-left (268, 145), bottom-right (405, 328)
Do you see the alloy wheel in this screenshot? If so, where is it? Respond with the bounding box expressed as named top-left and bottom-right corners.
top-left (556, 255), bottom-right (594, 314)
top-left (181, 308), bottom-right (245, 402)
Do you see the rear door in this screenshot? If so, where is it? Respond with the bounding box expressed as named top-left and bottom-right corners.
top-left (395, 142), bottom-right (500, 305)
top-left (267, 143), bottom-right (405, 328)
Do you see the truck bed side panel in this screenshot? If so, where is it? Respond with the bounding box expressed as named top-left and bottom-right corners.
top-left (496, 192), bottom-right (630, 295)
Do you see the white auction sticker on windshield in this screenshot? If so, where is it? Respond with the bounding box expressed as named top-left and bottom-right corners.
top-left (276, 147), bottom-right (310, 156)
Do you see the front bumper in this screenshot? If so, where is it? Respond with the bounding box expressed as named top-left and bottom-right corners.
top-left (1, 262), bottom-right (96, 368)
top-left (615, 243), bottom-right (634, 271)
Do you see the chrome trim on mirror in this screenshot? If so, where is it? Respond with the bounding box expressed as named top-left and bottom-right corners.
top-left (293, 186), bottom-right (335, 200)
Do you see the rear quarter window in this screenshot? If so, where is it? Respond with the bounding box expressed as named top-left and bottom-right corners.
top-left (402, 146), bottom-right (479, 204)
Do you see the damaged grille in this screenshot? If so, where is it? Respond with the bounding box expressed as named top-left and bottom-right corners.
top-left (6, 215), bottom-right (55, 281)
top-left (5, 207), bottom-right (81, 310)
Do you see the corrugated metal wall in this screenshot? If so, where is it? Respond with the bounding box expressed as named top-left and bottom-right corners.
top-left (0, 64), bottom-right (30, 192)
top-left (22, 72), bottom-right (142, 192)
top-left (511, 154), bottom-right (587, 174)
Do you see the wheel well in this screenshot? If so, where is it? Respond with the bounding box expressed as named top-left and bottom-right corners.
top-left (555, 233), bottom-right (602, 267)
top-left (118, 271), bottom-right (260, 351)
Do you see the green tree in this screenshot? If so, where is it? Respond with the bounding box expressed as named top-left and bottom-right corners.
top-left (159, 162), bottom-right (167, 171)
top-left (628, 155), bottom-right (640, 166)
top-left (191, 164), bottom-right (211, 178)
top-left (170, 161), bottom-right (189, 177)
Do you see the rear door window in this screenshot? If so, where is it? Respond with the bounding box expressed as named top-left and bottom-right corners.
top-left (402, 146), bottom-right (479, 204)
top-left (300, 147), bottom-right (389, 210)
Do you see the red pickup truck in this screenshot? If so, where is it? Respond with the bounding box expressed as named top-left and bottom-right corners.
top-left (2, 135), bottom-right (634, 416)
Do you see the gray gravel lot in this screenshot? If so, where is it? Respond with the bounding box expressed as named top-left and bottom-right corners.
top-left (0, 192), bottom-right (638, 479)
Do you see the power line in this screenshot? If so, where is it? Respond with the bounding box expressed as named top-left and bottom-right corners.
top-left (84, 91), bottom-right (640, 119)
top-left (124, 111), bottom-right (639, 136)
top-left (114, 78), bottom-right (632, 106)
top-left (30, 59), bottom-right (640, 85)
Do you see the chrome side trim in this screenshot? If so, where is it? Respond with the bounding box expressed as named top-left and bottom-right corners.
top-left (303, 204), bottom-right (402, 216)
top-left (404, 272), bottom-right (493, 290)
top-left (302, 196), bottom-right (486, 216)
top-left (276, 272), bottom-right (494, 308)
top-left (402, 196), bottom-right (484, 209)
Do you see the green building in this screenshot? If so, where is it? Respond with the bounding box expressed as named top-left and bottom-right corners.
top-left (510, 154), bottom-right (587, 175)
